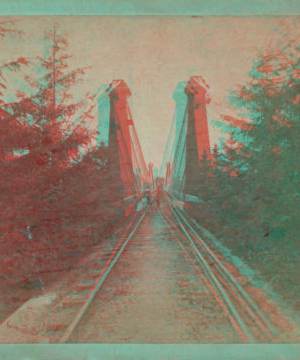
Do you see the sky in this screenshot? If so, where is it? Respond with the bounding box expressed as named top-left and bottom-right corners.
top-left (1, 16), bottom-right (292, 169)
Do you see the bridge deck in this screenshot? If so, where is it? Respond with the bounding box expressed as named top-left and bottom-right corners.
top-left (0, 200), bottom-right (299, 343)
top-left (68, 206), bottom-right (238, 343)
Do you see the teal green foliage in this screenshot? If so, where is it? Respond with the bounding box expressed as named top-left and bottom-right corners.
top-left (229, 34), bottom-right (300, 244)
top-left (197, 26), bottom-right (300, 262)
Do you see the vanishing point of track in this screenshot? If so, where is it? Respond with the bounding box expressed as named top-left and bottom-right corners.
top-left (58, 196), bottom-right (279, 343)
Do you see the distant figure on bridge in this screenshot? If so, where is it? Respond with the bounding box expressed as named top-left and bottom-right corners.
top-left (146, 191), bottom-right (151, 208)
top-left (151, 191), bottom-right (159, 208)
top-left (153, 185), bottom-right (164, 209)
top-left (143, 182), bottom-right (152, 209)
top-left (156, 195), bottom-right (160, 208)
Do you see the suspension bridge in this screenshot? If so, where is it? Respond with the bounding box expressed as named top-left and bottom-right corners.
top-left (0, 77), bottom-right (299, 344)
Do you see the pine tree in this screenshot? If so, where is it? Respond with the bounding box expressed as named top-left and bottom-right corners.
top-left (0, 20), bottom-right (34, 283)
top-left (0, 25), bottom-right (95, 283)
top-left (227, 24), bottom-right (300, 245)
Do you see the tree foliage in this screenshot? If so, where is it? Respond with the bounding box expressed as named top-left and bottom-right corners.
top-left (0, 25), bottom-right (123, 285)
top-left (194, 24), bottom-right (300, 255)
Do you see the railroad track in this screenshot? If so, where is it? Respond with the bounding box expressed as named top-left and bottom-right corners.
top-left (53, 197), bottom-right (279, 343)
top-left (0, 208), bottom-right (150, 343)
top-left (57, 206), bottom-right (149, 343)
top-left (158, 198), bottom-right (279, 343)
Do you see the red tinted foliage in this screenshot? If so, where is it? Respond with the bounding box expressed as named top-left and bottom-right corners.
top-left (0, 28), bottom-right (124, 285)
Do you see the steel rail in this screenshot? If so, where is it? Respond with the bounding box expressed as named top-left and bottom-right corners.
top-left (172, 205), bottom-right (278, 341)
top-left (158, 209), bottom-right (253, 343)
top-left (59, 207), bottom-right (148, 343)
top-left (161, 208), bottom-right (256, 341)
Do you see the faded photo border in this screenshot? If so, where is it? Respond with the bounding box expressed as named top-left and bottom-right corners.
top-left (0, 0), bottom-right (300, 16)
top-left (0, 1), bottom-right (300, 359)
